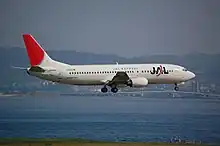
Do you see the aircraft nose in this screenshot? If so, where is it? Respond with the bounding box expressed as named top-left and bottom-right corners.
top-left (188, 71), bottom-right (196, 79)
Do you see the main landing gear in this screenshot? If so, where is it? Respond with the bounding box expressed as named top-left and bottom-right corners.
top-left (101, 85), bottom-right (118, 93)
top-left (111, 87), bottom-right (118, 93)
top-left (101, 86), bottom-right (108, 93)
top-left (174, 83), bottom-right (179, 91)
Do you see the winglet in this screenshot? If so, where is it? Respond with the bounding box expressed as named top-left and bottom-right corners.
top-left (23, 34), bottom-right (45, 66)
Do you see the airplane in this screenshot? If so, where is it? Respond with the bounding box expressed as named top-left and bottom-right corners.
top-left (17, 34), bottom-right (195, 93)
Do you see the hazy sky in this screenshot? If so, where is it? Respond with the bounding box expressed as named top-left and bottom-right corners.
top-left (0, 0), bottom-right (219, 57)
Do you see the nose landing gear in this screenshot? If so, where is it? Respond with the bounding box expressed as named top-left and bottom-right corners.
top-left (174, 83), bottom-right (179, 91)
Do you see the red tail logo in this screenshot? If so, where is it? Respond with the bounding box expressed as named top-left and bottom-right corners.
top-left (23, 34), bottom-right (44, 66)
top-left (156, 65), bottom-right (163, 76)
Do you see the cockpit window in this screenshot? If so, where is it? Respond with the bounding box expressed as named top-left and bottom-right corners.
top-left (182, 68), bottom-right (187, 71)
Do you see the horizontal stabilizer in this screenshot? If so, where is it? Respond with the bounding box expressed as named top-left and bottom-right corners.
top-left (11, 66), bottom-right (27, 70)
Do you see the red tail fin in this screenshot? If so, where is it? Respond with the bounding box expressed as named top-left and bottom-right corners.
top-left (23, 34), bottom-right (44, 66)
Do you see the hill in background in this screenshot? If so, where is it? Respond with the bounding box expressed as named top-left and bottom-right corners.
top-left (0, 47), bottom-right (219, 91)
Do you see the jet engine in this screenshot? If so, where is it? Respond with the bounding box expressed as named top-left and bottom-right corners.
top-left (127, 77), bottom-right (148, 87)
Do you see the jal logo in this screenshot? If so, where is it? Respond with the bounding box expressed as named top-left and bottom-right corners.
top-left (150, 65), bottom-right (169, 76)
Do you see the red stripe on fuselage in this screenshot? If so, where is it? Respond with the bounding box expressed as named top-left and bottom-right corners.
top-left (156, 65), bottom-right (163, 76)
top-left (23, 34), bottom-right (44, 66)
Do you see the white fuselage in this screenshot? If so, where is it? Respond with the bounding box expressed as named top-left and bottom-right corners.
top-left (28, 63), bottom-right (195, 86)
top-left (22, 34), bottom-right (195, 92)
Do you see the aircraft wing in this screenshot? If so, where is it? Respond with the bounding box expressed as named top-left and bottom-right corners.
top-left (107, 71), bottom-right (130, 86)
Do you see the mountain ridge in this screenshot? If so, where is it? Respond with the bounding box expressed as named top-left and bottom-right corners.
top-left (0, 47), bottom-right (219, 87)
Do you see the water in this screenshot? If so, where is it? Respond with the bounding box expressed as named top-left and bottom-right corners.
top-left (0, 92), bottom-right (220, 143)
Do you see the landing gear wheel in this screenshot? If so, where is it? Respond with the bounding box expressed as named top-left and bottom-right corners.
top-left (101, 86), bottom-right (108, 93)
top-left (174, 83), bottom-right (179, 91)
top-left (111, 87), bottom-right (118, 93)
top-left (174, 86), bottom-right (179, 91)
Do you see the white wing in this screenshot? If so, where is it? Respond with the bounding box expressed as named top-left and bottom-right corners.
top-left (107, 71), bottom-right (130, 86)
